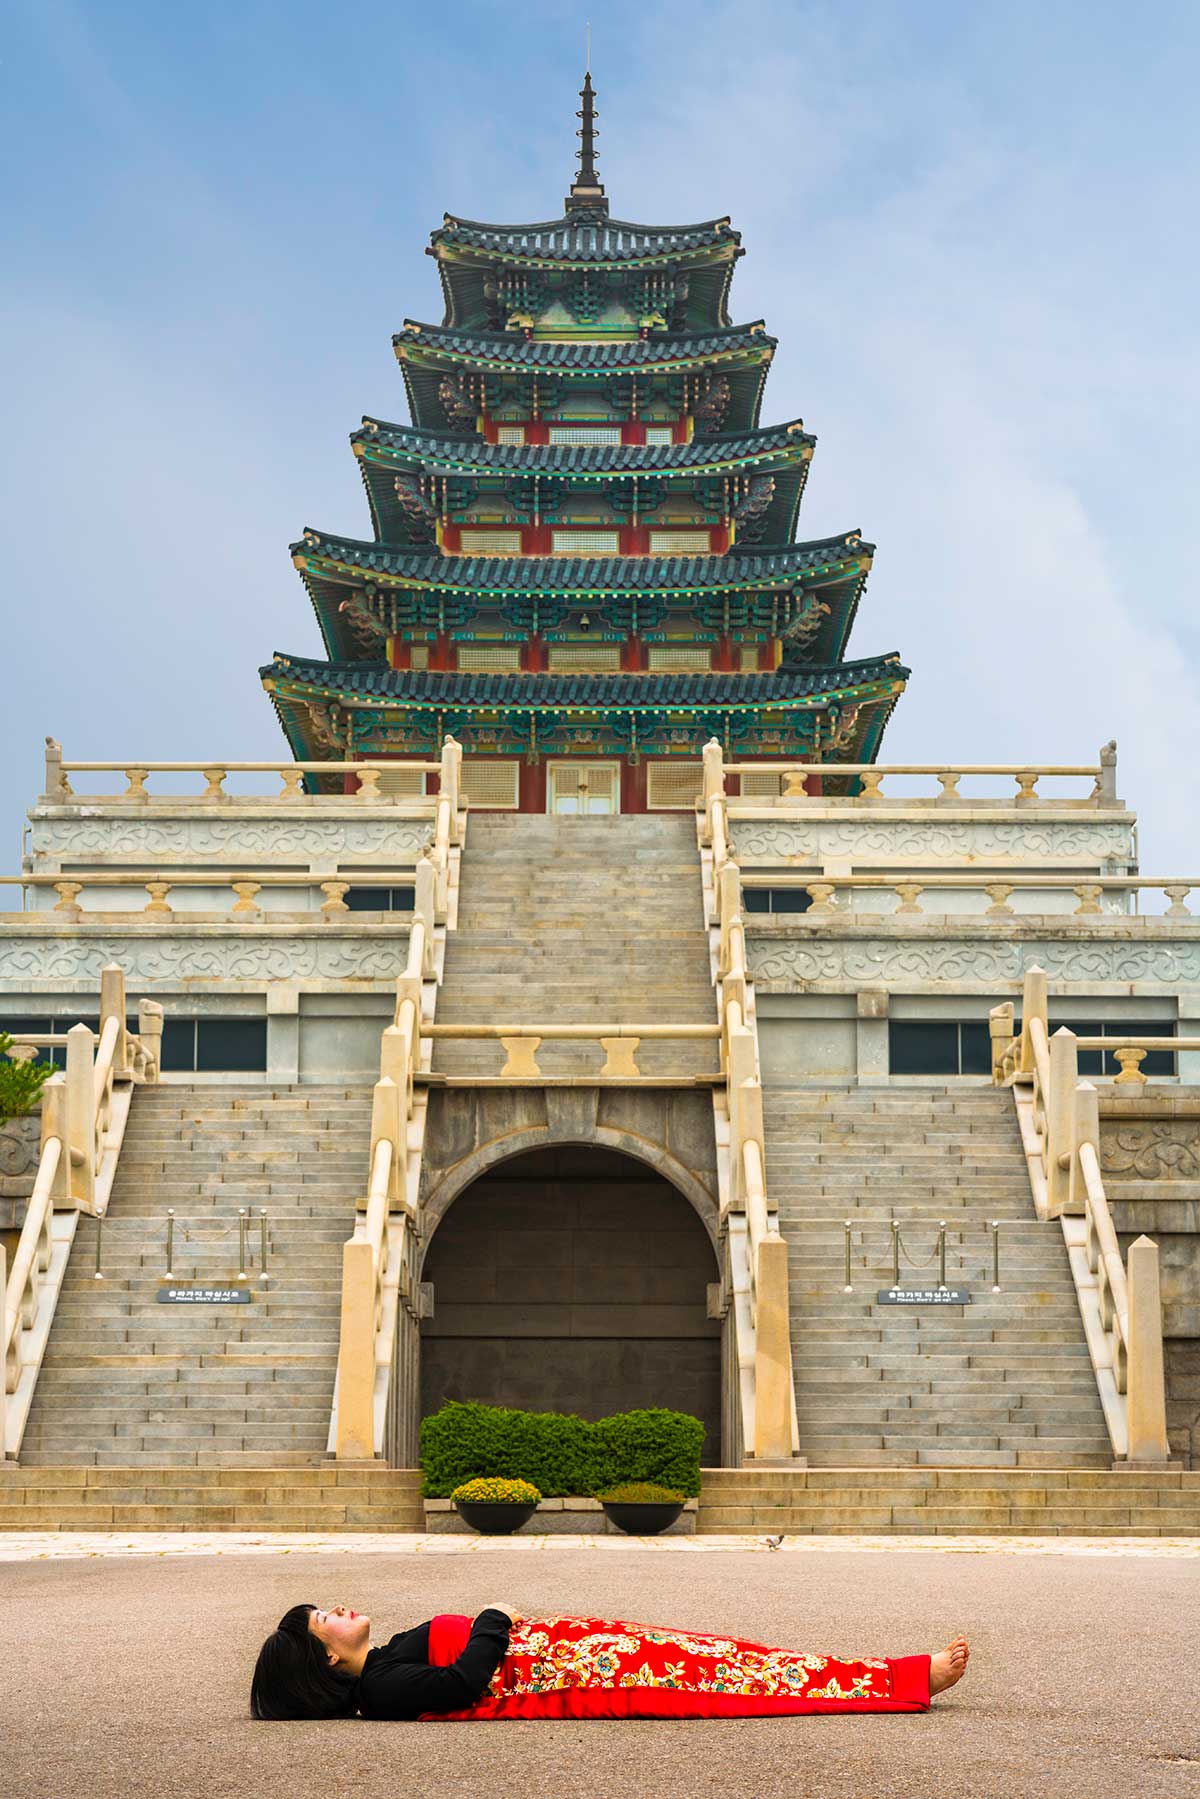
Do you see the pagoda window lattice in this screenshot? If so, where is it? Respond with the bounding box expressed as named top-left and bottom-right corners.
top-left (457, 645), bottom-right (523, 672)
top-left (547, 423), bottom-right (622, 446)
top-left (647, 646), bottom-right (714, 673)
top-left (550, 528), bottom-right (620, 556)
top-left (547, 644), bottom-right (622, 673)
top-left (459, 529), bottom-right (523, 556)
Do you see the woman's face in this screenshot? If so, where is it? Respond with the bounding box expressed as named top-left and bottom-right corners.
top-left (307, 1604), bottom-right (371, 1663)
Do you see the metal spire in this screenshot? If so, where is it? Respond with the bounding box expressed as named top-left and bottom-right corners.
top-left (565, 60), bottom-right (608, 216)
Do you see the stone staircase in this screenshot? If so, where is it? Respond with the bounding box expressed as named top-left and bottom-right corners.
top-left (697, 1466), bottom-right (1200, 1535)
top-left (763, 1084), bottom-right (1114, 1469)
top-left (434, 813), bottom-right (718, 1078)
top-left (18, 1084), bottom-right (371, 1469)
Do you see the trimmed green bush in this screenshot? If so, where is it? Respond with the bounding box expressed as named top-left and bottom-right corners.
top-left (0, 1037), bottom-right (53, 1126)
top-left (421, 1402), bottom-right (704, 1499)
top-left (450, 1477), bottom-right (541, 1506)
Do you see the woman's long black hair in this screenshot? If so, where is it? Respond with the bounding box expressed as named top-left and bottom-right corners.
top-left (250, 1604), bottom-right (361, 1720)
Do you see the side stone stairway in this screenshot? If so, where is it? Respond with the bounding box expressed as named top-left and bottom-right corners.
top-left (764, 1084), bottom-right (1114, 1470)
top-left (4, 1083), bottom-right (422, 1529)
top-left (434, 813), bottom-right (718, 1078)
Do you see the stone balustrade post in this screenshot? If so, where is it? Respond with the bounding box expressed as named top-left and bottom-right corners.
top-left (355, 767), bottom-right (382, 803)
top-left (65, 1023), bottom-right (95, 1212)
top-left (1069, 1080), bottom-right (1099, 1216)
top-left (935, 771), bottom-right (962, 804)
top-left (229, 881), bottom-right (263, 917)
top-left (730, 1077), bottom-right (765, 1213)
top-left (369, 1076), bottom-right (403, 1205)
top-left (1013, 770), bottom-right (1039, 805)
top-left (414, 857), bottom-right (437, 974)
top-left (701, 739), bottom-right (724, 837)
top-left (804, 882), bottom-right (836, 914)
top-left (717, 857), bottom-right (741, 952)
top-left (855, 770), bottom-right (884, 801)
top-left (988, 1002), bottom-right (1015, 1084)
top-left (43, 737), bottom-right (67, 801)
top-left (726, 1022), bottom-right (758, 1091)
top-left (441, 736), bottom-right (463, 842)
top-left (124, 767), bottom-right (150, 801)
top-left (1073, 885), bottom-right (1104, 915)
top-left (137, 1000), bottom-right (163, 1082)
top-left (278, 767), bottom-right (305, 801)
top-left (1163, 885), bottom-right (1192, 918)
top-left (1097, 739), bottom-right (1119, 808)
top-left (1113, 1047), bottom-right (1148, 1086)
top-left (319, 880), bottom-right (350, 915)
top-left (1046, 1028), bottom-right (1078, 1219)
top-left (1126, 1235), bottom-right (1170, 1462)
top-left (40, 1079), bottom-right (69, 1205)
top-left (984, 883), bottom-right (1015, 917)
top-left (335, 1238), bottom-right (377, 1461)
top-left (893, 882), bottom-right (924, 914)
top-left (201, 767), bottom-right (228, 800)
top-left (99, 963), bottom-right (128, 1077)
top-left (52, 881), bottom-right (83, 919)
top-left (142, 882), bottom-right (173, 918)
top-left (753, 1234), bottom-right (794, 1462)
top-left (1019, 966), bottom-right (1047, 1075)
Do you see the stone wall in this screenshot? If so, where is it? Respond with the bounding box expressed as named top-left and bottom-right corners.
top-left (1101, 1098), bottom-right (1200, 1466)
top-left (420, 1145), bottom-right (722, 1460)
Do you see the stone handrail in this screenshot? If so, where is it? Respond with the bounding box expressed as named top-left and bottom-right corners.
top-left (3, 871), bottom-right (420, 921)
top-left (738, 873), bottom-right (1198, 918)
top-left (994, 971), bottom-right (1170, 1462)
top-left (422, 1021), bottom-right (720, 1079)
top-left (700, 739), bottom-right (797, 1463)
top-left (330, 737), bottom-right (462, 1461)
top-left (42, 739), bottom-right (445, 804)
top-left (719, 746), bottom-right (1118, 808)
top-left (2, 963), bottom-right (161, 1457)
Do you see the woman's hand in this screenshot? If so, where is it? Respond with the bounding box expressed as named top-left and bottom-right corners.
top-left (481, 1600), bottom-right (521, 1623)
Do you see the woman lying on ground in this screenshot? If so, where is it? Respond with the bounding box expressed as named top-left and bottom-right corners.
top-left (250, 1599), bottom-right (969, 1721)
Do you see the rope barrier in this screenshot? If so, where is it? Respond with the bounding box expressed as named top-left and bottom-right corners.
top-left (839, 1219), bottom-right (1003, 1294)
top-left (162, 1208), bottom-right (270, 1283)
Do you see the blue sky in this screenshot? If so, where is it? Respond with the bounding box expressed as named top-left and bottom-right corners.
top-left (3, 0), bottom-right (1198, 859)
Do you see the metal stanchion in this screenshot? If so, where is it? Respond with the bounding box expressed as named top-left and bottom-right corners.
top-left (259, 1208), bottom-right (269, 1285)
top-left (165, 1209), bottom-right (175, 1280)
top-left (991, 1220), bottom-right (1002, 1292)
top-left (237, 1209), bottom-right (248, 1282)
top-left (937, 1221), bottom-right (948, 1290)
top-left (93, 1212), bottom-right (104, 1281)
top-left (843, 1220), bottom-right (853, 1292)
top-left (890, 1219), bottom-right (900, 1286)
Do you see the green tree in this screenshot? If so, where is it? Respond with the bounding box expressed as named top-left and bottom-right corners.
top-left (0, 1036), bottom-right (54, 1125)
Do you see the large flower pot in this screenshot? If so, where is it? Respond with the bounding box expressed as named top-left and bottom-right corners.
top-left (454, 1500), bottom-right (539, 1535)
top-left (601, 1501), bottom-right (685, 1537)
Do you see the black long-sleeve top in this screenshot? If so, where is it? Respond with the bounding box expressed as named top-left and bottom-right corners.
top-left (355, 1608), bottom-right (512, 1720)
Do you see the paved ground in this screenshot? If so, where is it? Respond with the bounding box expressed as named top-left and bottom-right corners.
top-left (2, 1535), bottom-right (1199, 1799)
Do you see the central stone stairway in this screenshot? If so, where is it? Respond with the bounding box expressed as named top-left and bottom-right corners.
top-left (433, 813), bottom-right (718, 1078)
top-left (762, 1083), bottom-right (1113, 1469)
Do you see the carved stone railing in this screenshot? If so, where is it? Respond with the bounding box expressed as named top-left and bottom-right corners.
top-left (699, 739), bottom-right (798, 1465)
top-left (1, 871), bottom-right (422, 922)
top-left (330, 737), bottom-right (462, 1462)
top-left (41, 740), bottom-right (449, 807)
top-left (992, 969), bottom-right (1170, 1463)
top-left (421, 1022), bottom-right (721, 1080)
top-left (2, 963), bottom-right (161, 1458)
top-left (739, 872), bottom-right (1200, 919)
top-left (722, 745), bottom-right (1119, 809)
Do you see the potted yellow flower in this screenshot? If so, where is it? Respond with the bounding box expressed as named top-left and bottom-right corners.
top-left (451, 1477), bottom-right (541, 1535)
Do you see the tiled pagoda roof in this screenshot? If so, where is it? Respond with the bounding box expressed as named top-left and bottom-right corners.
top-left (262, 653), bottom-right (907, 710)
top-left (353, 417), bottom-right (813, 475)
top-left (293, 532), bottom-right (869, 596)
top-left (394, 319), bottom-right (773, 372)
top-left (429, 213), bottom-right (742, 263)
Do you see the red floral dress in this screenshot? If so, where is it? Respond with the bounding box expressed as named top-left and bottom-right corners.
top-left (423, 1613), bottom-right (929, 1720)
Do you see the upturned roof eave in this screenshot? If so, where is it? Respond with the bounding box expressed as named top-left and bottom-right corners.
top-left (392, 319), bottom-right (778, 371)
top-left (351, 416), bottom-right (815, 477)
top-left (290, 531), bottom-right (874, 596)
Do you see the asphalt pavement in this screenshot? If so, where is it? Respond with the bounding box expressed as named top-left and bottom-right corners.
top-left (2, 1540), bottom-right (1198, 1799)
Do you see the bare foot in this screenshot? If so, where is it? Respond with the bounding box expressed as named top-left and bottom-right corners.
top-left (929, 1634), bottom-right (970, 1697)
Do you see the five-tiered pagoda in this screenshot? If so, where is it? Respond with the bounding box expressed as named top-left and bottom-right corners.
top-left (262, 75), bottom-right (908, 811)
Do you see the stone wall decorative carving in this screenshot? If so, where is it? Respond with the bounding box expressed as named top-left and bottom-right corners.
top-left (748, 934), bottom-right (1200, 989)
top-left (418, 1085), bottom-right (720, 1245)
top-left (731, 819), bottom-right (1134, 864)
top-left (0, 1114), bottom-right (40, 1211)
top-left (0, 933), bottom-right (407, 983)
top-left (28, 817), bottom-right (431, 860)
top-left (1101, 1123), bottom-right (1200, 1180)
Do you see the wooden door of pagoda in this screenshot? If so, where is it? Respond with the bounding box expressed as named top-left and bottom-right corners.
top-left (548, 761), bottom-right (620, 815)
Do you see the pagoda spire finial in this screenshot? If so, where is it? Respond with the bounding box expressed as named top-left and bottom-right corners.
top-left (565, 57), bottom-right (608, 216)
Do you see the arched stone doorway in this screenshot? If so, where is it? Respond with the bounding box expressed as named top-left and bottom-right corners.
top-left (419, 1144), bottom-right (722, 1459)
